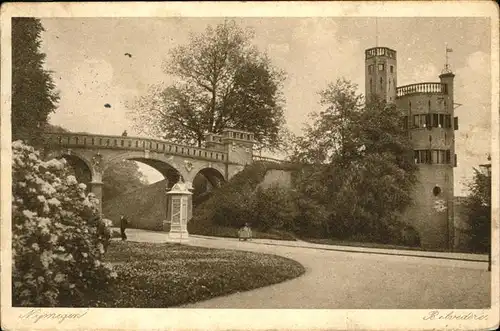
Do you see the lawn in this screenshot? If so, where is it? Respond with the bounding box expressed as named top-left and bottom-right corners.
top-left (89, 241), bottom-right (305, 308)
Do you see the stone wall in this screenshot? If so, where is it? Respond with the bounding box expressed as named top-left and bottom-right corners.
top-left (257, 169), bottom-right (293, 189)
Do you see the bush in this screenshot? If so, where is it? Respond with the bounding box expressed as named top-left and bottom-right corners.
top-left (252, 185), bottom-right (298, 232)
top-left (191, 162), bottom-right (300, 232)
top-left (294, 197), bottom-right (330, 238)
top-left (12, 141), bottom-right (116, 307)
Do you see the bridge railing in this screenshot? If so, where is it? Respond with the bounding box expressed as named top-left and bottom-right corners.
top-left (43, 132), bottom-right (229, 162)
top-left (253, 155), bottom-right (288, 164)
top-left (396, 82), bottom-right (447, 98)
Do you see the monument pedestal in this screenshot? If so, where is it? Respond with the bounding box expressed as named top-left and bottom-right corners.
top-left (165, 182), bottom-right (192, 240)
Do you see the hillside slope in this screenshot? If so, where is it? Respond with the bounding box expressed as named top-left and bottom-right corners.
top-left (102, 162), bottom-right (297, 239)
top-left (103, 180), bottom-right (167, 231)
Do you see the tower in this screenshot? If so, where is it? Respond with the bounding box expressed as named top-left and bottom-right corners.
top-left (363, 45), bottom-right (458, 250)
top-left (387, 48), bottom-right (457, 250)
top-left (365, 47), bottom-right (397, 103)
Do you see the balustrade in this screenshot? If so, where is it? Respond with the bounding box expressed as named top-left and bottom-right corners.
top-left (43, 133), bottom-right (227, 162)
top-left (396, 82), bottom-right (447, 97)
top-left (365, 47), bottom-right (397, 59)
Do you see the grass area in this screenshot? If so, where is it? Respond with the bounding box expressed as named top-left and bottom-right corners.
top-left (89, 241), bottom-right (305, 308)
top-left (188, 224), bottom-right (297, 241)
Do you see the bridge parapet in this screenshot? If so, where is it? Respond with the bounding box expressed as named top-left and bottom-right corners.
top-left (253, 155), bottom-right (287, 164)
top-left (43, 132), bottom-right (229, 163)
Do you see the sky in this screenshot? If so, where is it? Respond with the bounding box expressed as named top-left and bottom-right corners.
top-left (38, 17), bottom-right (492, 196)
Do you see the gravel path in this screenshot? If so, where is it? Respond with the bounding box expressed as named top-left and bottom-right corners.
top-left (117, 228), bottom-right (491, 309)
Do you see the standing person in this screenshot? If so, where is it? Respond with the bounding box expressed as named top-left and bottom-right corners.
top-left (121, 130), bottom-right (128, 137)
top-left (120, 215), bottom-right (128, 241)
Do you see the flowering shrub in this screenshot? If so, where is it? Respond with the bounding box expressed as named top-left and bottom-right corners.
top-left (12, 141), bottom-right (115, 307)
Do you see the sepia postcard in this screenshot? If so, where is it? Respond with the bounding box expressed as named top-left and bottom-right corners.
top-left (1, 1), bottom-right (499, 330)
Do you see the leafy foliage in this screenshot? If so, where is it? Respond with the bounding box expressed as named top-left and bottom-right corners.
top-left (102, 160), bottom-right (148, 203)
top-left (464, 167), bottom-right (492, 253)
top-left (12, 141), bottom-right (115, 307)
top-left (291, 80), bottom-right (417, 242)
top-left (291, 79), bottom-right (364, 165)
top-left (12, 18), bottom-right (59, 145)
top-left (252, 186), bottom-right (298, 232)
top-left (190, 162), bottom-right (296, 231)
top-left (128, 20), bottom-right (286, 150)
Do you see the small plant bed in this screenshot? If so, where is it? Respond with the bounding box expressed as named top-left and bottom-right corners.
top-left (89, 241), bottom-right (305, 307)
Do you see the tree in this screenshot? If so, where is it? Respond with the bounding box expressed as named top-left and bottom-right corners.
top-left (464, 165), bottom-right (491, 253)
top-left (129, 20), bottom-right (286, 150)
top-left (291, 80), bottom-right (417, 241)
top-left (102, 161), bottom-right (148, 203)
top-left (12, 18), bottom-right (59, 144)
top-left (291, 78), bottom-right (364, 166)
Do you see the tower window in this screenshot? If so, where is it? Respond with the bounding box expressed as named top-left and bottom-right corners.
top-left (390, 65), bottom-right (394, 73)
top-left (414, 150), bottom-right (432, 164)
top-left (432, 150), bottom-right (446, 164)
top-left (433, 114), bottom-right (439, 127)
top-left (368, 65), bottom-right (374, 74)
top-left (413, 114), bottom-right (430, 128)
top-left (378, 64), bottom-right (384, 71)
top-left (380, 77), bottom-right (383, 87)
top-left (370, 78), bottom-right (373, 92)
top-left (402, 116), bottom-right (409, 130)
top-left (432, 114), bottom-right (447, 128)
top-left (433, 185), bottom-right (442, 196)
top-left (409, 101), bottom-right (412, 112)
top-left (445, 115), bottom-right (452, 128)
top-left (413, 115), bottom-right (419, 128)
top-left (428, 100), bottom-right (431, 111)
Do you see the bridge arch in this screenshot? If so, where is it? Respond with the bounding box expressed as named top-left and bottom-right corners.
top-left (192, 166), bottom-right (226, 207)
top-left (45, 149), bottom-right (94, 186)
top-left (104, 151), bottom-right (185, 188)
top-left (103, 150), bottom-right (188, 185)
top-left (195, 167), bottom-right (226, 188)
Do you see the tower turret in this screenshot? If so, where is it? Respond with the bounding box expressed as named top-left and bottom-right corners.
top-left (365, 47), bottom-right (397, 104)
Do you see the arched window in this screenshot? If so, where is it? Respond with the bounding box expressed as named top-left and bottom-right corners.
top-left (433, 185), bottom-right (441, 196)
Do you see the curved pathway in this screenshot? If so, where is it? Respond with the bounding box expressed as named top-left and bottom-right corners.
top-left (118, 228), bottom-right (491, 309)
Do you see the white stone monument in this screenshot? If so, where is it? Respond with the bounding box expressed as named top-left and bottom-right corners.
top-left (165, 181), bottom-right (192, 239)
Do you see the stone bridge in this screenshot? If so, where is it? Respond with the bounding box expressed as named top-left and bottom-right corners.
top-left (41, 128), bottom-right (255, 213)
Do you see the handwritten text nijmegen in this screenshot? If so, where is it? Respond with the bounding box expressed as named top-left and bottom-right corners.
top-left (19, 308), bottom-right (89, 324)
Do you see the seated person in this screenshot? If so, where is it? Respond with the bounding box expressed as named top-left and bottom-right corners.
top-left (238, 223), bottom-right (252, 241)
